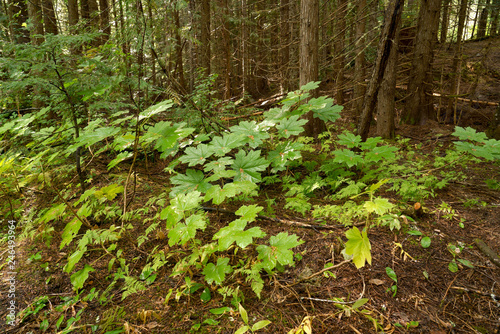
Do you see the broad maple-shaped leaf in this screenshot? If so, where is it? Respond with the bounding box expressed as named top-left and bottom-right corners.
top-left (108, 151), bottom-right (133, 170)
top-left (364, 145), bottom-right (398, 163)
top-left (203, 257), bottom-right (233, 285)
top-left (204, 157), bottom-right (234, 173)
top-left (204, 181), bottom-right (257, 205)
top-left (452, 126), bottom-right (488, 142)
top-left (337, 132), bottom-right (362, 149)
top-left (143, 121), bottom-right (194, 154)
top-left (276, 115), bottom-right (308, 138)
top-left (235, 204), bottom-right (263, 221)
top-left (230, 121), bottom-right (269, 148)
top-left (209, 133), bottom-right (246, 156)
top-left (363, 197), bottom-right (394, 215)
top-left (169, 191), bottom-right (203, 212)
top-left (232, 150), bottom-right (270, 182)
top-left (170, 169), bottom-right (212, 196)
top-left (168, 214), bottom-right (206, 246)
top-left (257, 232), bottom-right (304, 271)
top-left (359, 137), bottom-right (382, 151)
top-left (333, 149), bottom-right (364, 168)
top-left (213, 218), bottom-right (266, 251)
top-left (179, 144), bottom-right (215, 166)
top-left (268, 142), bottom-right (304, 171)
top-left (308, 96), bottom-right (343, 123)
top-left (345, 227), bottom-right (372, 268)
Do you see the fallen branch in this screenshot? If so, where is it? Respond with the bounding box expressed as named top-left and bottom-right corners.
top-left (474, 238), bottom-right (500, 268)
top-left (201, 206), bottom-right (341, 230)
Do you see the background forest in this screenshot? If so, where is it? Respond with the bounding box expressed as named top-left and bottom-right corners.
top-left (1, 0), bottom-right (500, 333)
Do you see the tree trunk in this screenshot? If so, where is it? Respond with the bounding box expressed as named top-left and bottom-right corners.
top-left (490, 0), bottom-right (500, 36)
top-left (477, 0), bottom-right (490, 38)
top-left (68, 0), bottom-right (79, 31)
top-left (280, 0), bottom-right (290, 93)
top-left (173, 7), bottom-right (186, 91)
top-left (27, 0), bottom-right (44, 45)
top-left (377, 0), bottom-right (404, 139)
top-left (221, 0), bottom-right (231, 98)
top-left (446, 0), bottom-right (468, 120)
top-left (200, 0), bottom-right (211, 76)
top-left (42, 0), bottom-right (58, 34)
top-left (333, 0), bottom-right (347, 105)
top-left (7, 0), bottom-right (30, 44)
top-left (353, 0), bottom-right (367, 115)
top-left (440, 0), bottom-right (450, 43)
top-left (99, 0), bottom-right (111, 43)
top-left (358, 0), bottom-right (404, 140)
top-left (402, 0), bottom-right (440, 125)
top-left (300, 0), bottom-right (326, 138)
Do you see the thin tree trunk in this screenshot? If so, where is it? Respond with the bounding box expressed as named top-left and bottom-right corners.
top-left (353, 0), bottom-right (367, 115)
top-left (42, 0), bottom-right (58, 34)
top-left (333, 0), bottom-right (347, 104)
top-left (280, 0), bottom-right (290, 93)
top-left (300, 0), bottom-right (326, 138)
top-left (358, 0), bottom-right (404, 140)
top-left (446, 0), bottom-right (468, 120)
top-left (221, 0), bottom-right (231, 98)
top-left (377, 0), bottom-right (404, 139)
top-left (440, 0), bottom-right (451, 43)
top-left (402, 0), bottom-right (440, 125)
top-left (478, 0), bottom-right (490, 38)
top-left (173, 8), bottom-right (186, 91)
top-left (200, 0), bottom-right (211, 75)
top-left (7, 0), bottom-right (30, 43)
top-left (28, 0), bottom-right (44, 45)
top-left (99, 0), bottom-right (111, 43)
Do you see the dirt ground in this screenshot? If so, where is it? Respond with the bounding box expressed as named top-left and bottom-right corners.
top-left (1, 38), bottom-right (499, 334)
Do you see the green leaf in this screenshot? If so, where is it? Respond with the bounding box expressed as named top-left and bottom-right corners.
top-left (333, 149), bottom-right (364, 168)
top-left (61, 217), bottom-right (83, 249)
top-left (300, 81), bottom-right (321, 91)
top-left (235, 204), bottom-right (263, 221)
top-left (68, 127), bottom-right (120, 152)
top-left (448, 260), bottom-right (459, 272)
top-left (363, 197), bottom-right (393, 215)
top-left (268, 142), bottom-right (304, 172)
top-left (257, 232), bottom-right (303, 271)
top-left (107, 151), bottom-right (132, 170)
top-left (203, 257), bottom-right (233, 285)
top-left (209, 133), bottom-right (246, 156)
top-left (276, 115), bottom-right (308, 138)
top-left (457, 258), bottom-right (474, 268)
top-left (209, 307), bottom-right (232, 315)
top-left (252, 320), bottom-right (272, 331)
top-left (200, 288), bottom-right (211, 302)
top-left (168, 214), bottom-right (206, 246)
top-left (64, 248), bottom-right (87, 273)
top-left (385, 267), bottom-right (397, 283)
top-left (232, 150), bottom-right (270, 182)
top-left (70, 264), bottom-right (94, 290)
top-left (138, 100), bottom-right (175, 121)
top-left (345, 227), bottom-right (372, 268)
top-left (351, 298), bottom-right (369, 310)
top-left (452, 126), bottom-right (488, 142)
top-left (39, 203), bottom-right (66, 224)
top-left (359, 137), bottom-right (382, 150)
top-left (143, 121), bottom-right (194, 155)
top-left (203, 157), bottom-right (234, 173)
top-left (364, 145), bottom-right (398, 163)
top-left (407, 230), bottom-right (423, 236)
top-left (170, 191), bottom-right (203, 212)
top-left (179, 144), bottom-right (215, 166)
top-left (337, 132), bottom-right (361, 148)
top-left (421, 237), bottom-right (431, 248)
top-left (230, 121), bottom-right (269, 148)
top-left (213, 218), bottom-right (265, 251)
top-left (204, 182), bottom-right (257, 205)
top-left (239, 303), bottom-right (248, 324)
top-left (234, 326), bottom-right (250, 334)
top-left (308, 96), bottom-right (343, 122)
top-left (170, 169), bottom-right (212, 196)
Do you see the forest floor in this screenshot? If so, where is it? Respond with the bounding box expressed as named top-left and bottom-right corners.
top-left (1, 38), bottom-right (500, 334)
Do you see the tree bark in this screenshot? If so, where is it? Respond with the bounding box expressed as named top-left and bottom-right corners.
top-left (99, 0), bottom-right (111, 43)
top-left (353, 0), bottom-right (367, 115)
top-left (402, 0), bottom-right (440, 125)
top-left (440, 0), bottom-right (451, 43)
top-left (280, 0), bottom-right (290, 93)
top-left (376, 0), bottom-right (404, 139)
top-left (7, 0), bottom-right (30, 44)
top-left (68, 0), bottom-right (79, 31)
top-left (333, 0), bottom-right (347, 105)
top-left (27, 0), bottom-right (44, 45)
top-left (446, 0), bottom-right (468, 121)
top-left (200, 0), bottom-right (211, 76)
top-left (477, 0), bottom-right (490, 38)
top-left (42, 0), bottom-right (58, 34)
top-left (358, 0), bottom-right (404, 141)
top-left (300, 0), bottom-right (326, 138)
